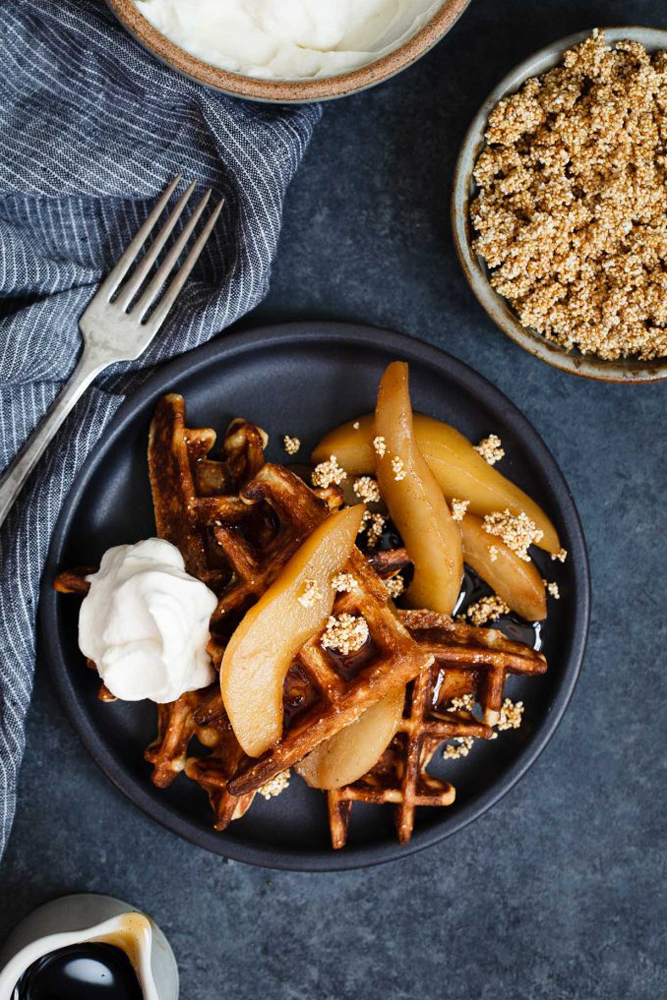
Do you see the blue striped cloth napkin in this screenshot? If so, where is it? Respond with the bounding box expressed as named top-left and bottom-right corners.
top-left (0, 0), bottom-right (321, 860)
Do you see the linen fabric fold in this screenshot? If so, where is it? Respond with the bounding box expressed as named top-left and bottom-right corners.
top-left (0, 0), bottom-right (320, 859)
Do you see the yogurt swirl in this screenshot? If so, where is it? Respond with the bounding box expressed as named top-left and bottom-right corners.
top-left (78, 539), bottom-right (217, 703)
top-left (134, 0), bottom-right (443, 81)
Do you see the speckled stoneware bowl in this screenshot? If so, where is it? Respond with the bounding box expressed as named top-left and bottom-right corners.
top-left (106, 0), bottom-right (470, 103)
top-left (452, 27), bottom-right (667, 383)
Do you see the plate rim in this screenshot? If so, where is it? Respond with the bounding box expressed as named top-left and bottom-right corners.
top-left (39, 321), bottom-right (590, 872)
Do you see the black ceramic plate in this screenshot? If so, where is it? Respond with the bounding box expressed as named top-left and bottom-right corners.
top-left (40, 322), bottom-right (589, 871)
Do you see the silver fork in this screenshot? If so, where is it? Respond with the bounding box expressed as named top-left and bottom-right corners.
top-left (0, 176), bottom-right (223, 529)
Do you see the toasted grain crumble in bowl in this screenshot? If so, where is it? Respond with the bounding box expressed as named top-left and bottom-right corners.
top-left (471, 29), bottom-right (667, 363)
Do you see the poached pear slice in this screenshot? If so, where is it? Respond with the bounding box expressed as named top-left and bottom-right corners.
top-left (312, 413), bottom-right (560, 555)
top-left (220, 504), bottom-right (365, 757)
top-left (460, 513), bottom-right (547, 622)
top-left (375, 362), bottom-right (463, 615)
top-left (295, 686), bottom-right (404, 790)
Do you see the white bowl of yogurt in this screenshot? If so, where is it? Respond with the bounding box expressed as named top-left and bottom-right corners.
top-left (107, 0), bottom-right (471, 102)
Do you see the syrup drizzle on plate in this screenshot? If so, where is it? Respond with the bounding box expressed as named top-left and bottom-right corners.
top-left (364, 518), bottom-right (542, 652)
top-left (455, 564), bottom-right (542, 651)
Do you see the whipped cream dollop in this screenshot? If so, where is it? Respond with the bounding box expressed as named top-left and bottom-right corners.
top-left (79, 539), bottom-right (217, 703)
top-left (134, 0), bottom-right (443, 81)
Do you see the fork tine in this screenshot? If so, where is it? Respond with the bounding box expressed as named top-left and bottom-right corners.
top-left (97, 175), bottom-right (182, 301)
top-left (132, 189), bottom-right (212, 321)
top-left (115, 179), bottom-right (197, 312)
top-left (145, 199), bottom-right (224, 334)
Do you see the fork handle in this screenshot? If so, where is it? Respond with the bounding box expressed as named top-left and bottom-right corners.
top-left (0, 345), bottom-right (107, 530)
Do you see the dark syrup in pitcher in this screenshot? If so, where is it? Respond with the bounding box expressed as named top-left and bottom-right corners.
top-left (14, 943), bottom-right (143, 1000)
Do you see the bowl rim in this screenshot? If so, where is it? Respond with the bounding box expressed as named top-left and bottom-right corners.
top-left (451, 26), bottom-right (667, 383)
top-left (106, 0), bottom-right (471, 104)
top-left (39, 320), bottom-right (590, 872)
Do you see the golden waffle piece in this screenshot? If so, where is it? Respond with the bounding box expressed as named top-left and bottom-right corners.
top-left (226, 546), bottom-right (435, 797)
top-left (328, 673), bottom-right (491, 848)
top-left (326, 611), bottom-right (547, 847)
top-left (400, 609), bottom-right (546, 725)
top-left (55, 395), bottom-right (270, 827)
top-left (148, 393), bottom-right (267, 596)
top-left (143, 459), bottom-right (349, 826)
top-left (145, 403), bottom-right (344, 824)
top-left (149, 394), bottom-right (345, 661)
top-left (55, 400), bottom-right (352, 830)
top-left (367, 547), bottom-right (410, 581)
top-left (53, 568), bottom-right (95, 595)
top-left (211, 457), bottom-right (440, 799)
top-left (54, 394), bottom-right (269, 684)
top-left (144, 685), bottom-right (255, 829)
top-left (53, 573), bottom-right (118, 700)
top-left (208, 462), bottom-right (343, 655)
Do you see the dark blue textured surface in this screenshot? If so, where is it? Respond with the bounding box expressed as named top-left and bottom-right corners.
top-left (2, 1), bottom-right (666, 997)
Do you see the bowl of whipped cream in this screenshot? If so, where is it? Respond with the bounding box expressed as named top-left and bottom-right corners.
top-left (107, 0), bottom-right (471, 102)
